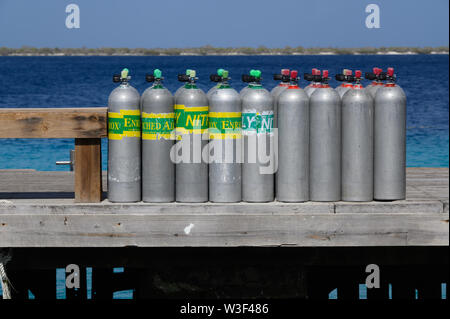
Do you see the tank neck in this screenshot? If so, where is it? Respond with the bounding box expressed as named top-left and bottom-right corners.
top-left (249, 83), bottom-right (263, 89)
top-left (219, 78), bottom-right (231, 88)
top-left (152, 79), bottom-right (164, 89)
top-left (184, 83), bottom-right (198, 89)
top-left (218, 83), bottom-right (231, 89)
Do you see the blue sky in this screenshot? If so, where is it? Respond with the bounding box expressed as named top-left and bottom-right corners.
top-left (0, 0), bottom-right (448, 48)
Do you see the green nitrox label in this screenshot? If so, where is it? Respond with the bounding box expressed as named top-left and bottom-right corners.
top-left (174, 104), bottom-right (209, 136)
top-left (209, 112), bottom-right (242, 139)
top-left (241, 110), bottom-right (274, 134)
top-left (142, 112), bottom-right (175, 140)
top-left (108, 109), bottom-right (141, 140)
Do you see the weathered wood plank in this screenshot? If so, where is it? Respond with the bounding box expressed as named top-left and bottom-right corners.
top-left (0, 212), bottom-right (447, 247)
top-left (74, 138), bottom-right (102, 203)
top-left (0, 170), bottom-right (108, 193)
top-left (0, 107), bottom-right (107, 138)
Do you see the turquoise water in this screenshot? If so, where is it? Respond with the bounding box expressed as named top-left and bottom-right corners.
top-left (0, 55), bottom-right (448, 169)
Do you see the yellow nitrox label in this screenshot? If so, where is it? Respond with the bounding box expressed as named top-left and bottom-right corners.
top-left (142, 112), bottom-right (175, 140)
top-left (175, 104), bottom-right (209, 135)
top-left (108, 109), bottom-right (141, 140)
top-left (209, 112), bottom-right (242, 139)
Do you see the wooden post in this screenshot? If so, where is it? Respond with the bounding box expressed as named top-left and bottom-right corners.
top-left (75, 138), bottom-right (102, 203)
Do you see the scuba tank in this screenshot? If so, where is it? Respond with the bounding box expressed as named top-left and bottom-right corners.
top-left (271, 68), bottom-right (290, 129)
top-left (341, 70), bottom-right (374, 201)
top-left (208, 70), bottom-right (242, 202)
top-left (309, 70), bottom-right (341, 201)
top-left (364, 67), bottom-right (386, 99)
top-left (241, 70), bottom-right (275, 202)
top-left (276, 70), bottom-right (309, 202)
top-left (141, 69), bottom-right (175, 202)
top-left (207, 68), bottom-right (225, 99)
top-left (304, 69), bottom-right (322, 97)
top-left (174, 69), bottom-right (192, 99)
top-left (107, 68), bottom-right (141, 202)
top-left (374, 67), bottom-right (407, 200)
top-left (240, 69), bottom-right (260, 97)
top-left (175, 70), bottom-right (209, 202)
top-left (335, 69), bottom-right (355, 98)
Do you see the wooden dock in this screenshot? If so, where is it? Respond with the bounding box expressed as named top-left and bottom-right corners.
top-left (0, 167), bottom-right (448, 248)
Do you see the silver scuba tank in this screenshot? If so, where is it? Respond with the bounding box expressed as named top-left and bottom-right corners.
top-left (175, 70), bottom-right (209, 202)
top-left (309, 70), bottom-right (342, 201)
top-left (374, 67), bottom-right (407, 200)
top-left (208, 70), bottom-right (242, 202)
top-left (107, 68), bottom-right (141, 202)
top-left (276, 70), bottom-right (310, 202)
top-left (341, 70), bottom-right (374, 201)
top-left (141, 69), bottom-right (175, 202)
top-left (241, 70), bottom-right (275, 202)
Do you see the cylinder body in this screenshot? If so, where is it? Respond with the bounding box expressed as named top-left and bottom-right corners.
top-left (309, 86), bottom-right (341, 201)
top-left (341, 87), bottom-right (374, 201)
top-left (141, 84), bottom-right (175, 202)
top-left (174, 85), bottom-right (186, 100)
top-left (335, 84), bottom-right (353, 98)
top-left (242, 86), bottom-right (275, 202)
top-left (207, 84), bottom-right (220, 100)
top-left (240, 85), bottom-right (251, 97)
top-left (209, 85), bottom-right (242, 202)
top-left (271, 84), bottom-right (289, 128)
top-left (365, 82), bottom-right (383, 99)
top-left (374, 84), bottom-right (407, 200)
top-left (107, 83), bottom-right (141, 202)
top-left (175, 85), bottom-right (209, 202)
top-left (304, 84), bottom-right (320, 97)
top-left (276, 86), bottom-right (309, 202)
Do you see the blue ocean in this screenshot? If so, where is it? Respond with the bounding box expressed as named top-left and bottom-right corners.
top-left (0, 55), bottom-right (448, 170)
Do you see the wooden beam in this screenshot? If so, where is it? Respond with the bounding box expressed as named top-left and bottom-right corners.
top-left (74, 138), bottom-right (102, 203)
top-left (0, 211), bottom-right (447, 247)
top-left (0, 107), bottom-right (107, 138)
